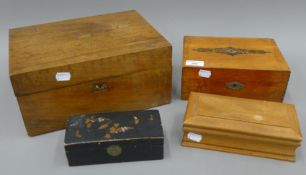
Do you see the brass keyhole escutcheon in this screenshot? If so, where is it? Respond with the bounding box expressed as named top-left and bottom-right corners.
top-left (225, 81), bottom-right (245, 90)
top-left (106, 145), bottom-right (122, 157)
top-left (93, 83), bottom-right (108, 91)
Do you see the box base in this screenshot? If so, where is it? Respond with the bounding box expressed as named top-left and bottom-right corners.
top-left (68, 156), bottom-right (163, 166)
top-left (182, 140), bottom-right (295, 162)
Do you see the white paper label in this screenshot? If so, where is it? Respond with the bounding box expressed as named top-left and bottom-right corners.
top-left (185, 60), bottom-right (204, 67)
top-left (187, 132), bottom-right (202, 142)
top-left (198, 69), bottom-right (211, 78)
top-left (55, 72), bottom-right (71, 81)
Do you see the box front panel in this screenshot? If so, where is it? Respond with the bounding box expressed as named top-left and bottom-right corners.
top-left (65, 139), bottom-right (163, 166)
top-left (11, 46), bottom-right (172, 96)
top-left (181, 68), bottom-right (290, 101)
top-left (182, 129), bottom-right (297, 161)
top-left (17, 68), bottom-right (171, 136)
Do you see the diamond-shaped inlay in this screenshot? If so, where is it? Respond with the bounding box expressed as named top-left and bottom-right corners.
top-left (193, 47), bottom-right (271, 56)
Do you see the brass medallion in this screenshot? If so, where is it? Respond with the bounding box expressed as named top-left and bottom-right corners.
top-left (193, 47), bottom-right (270, 56)
top-left (106, 145), bottom-right (122, 157)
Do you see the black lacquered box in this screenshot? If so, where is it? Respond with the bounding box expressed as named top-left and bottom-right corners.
top-left (64, 110), bottom-right (164, 166)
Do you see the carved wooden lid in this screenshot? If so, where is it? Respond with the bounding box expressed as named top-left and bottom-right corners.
top-left (183, 92), bottom-right (302, 142)
top-left (9, 10), bottom-right (171, 96)
top-left (10, 10), bottom-right (170, 76)
top-left (183, 36), bottom-right (290, 71)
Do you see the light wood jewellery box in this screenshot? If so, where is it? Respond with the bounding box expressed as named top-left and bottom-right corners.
top-left (181, 36), bottom-right (290, 102)
top-left (182, 92), bottom-right (302, 162)
top-left (9, 10), bottom-right (172, 136)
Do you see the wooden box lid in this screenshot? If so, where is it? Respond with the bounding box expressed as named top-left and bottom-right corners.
top-left (184, 92), bottom-right (302, 142)
top-left (182, 36), bottom-right (290, 71)
top-left (9, 10), bottom-right (171, 96)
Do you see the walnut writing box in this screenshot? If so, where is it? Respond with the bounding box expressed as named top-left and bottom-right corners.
top-left (64, 110), bottom-right (164, 166)
top-left (181, 36), bottom-right (290, 101)
top-left (9, 10), bottom-right (172, 136)
top-left (182, 92), bottom-right (302, 162)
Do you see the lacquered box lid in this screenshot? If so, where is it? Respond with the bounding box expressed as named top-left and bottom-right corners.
top-left (183, 92), bottom-right (302, 142)
top-left (65, 110), bottom-right (164, 145)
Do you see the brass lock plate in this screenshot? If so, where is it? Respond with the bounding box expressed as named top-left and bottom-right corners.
top-left (92, 83), bottom-right (109, 91)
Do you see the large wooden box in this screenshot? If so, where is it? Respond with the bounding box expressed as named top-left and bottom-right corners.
top-left (182, 92), bottom-right (302, 162)
top-left (181, 36), bottom-right (290, 101)
top-left (9, 10), bottom-right (172, 136)
top-left (65, 110), bottom-right (164, 166)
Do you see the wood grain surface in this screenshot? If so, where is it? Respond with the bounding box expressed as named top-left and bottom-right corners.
top-left (18, 69), bottom-right (171, 136)
top-left (181, 36), bottom-right (290, 101)
top-left (10, 10), bottom-right (171, 96)
top-left (9, 10), bottom-right (172, 136)
top-left (182, 92), bottom-right (302, 162)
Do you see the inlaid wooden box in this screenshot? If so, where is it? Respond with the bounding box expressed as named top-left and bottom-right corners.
top-left (65, 110), bottom-right (164, 166)
top-left (9, 10), bottom-right (172, 136)
top-left (181, 36), bottom-right (290, 101)
top-left (182, 92), bottom-right (302, 162)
